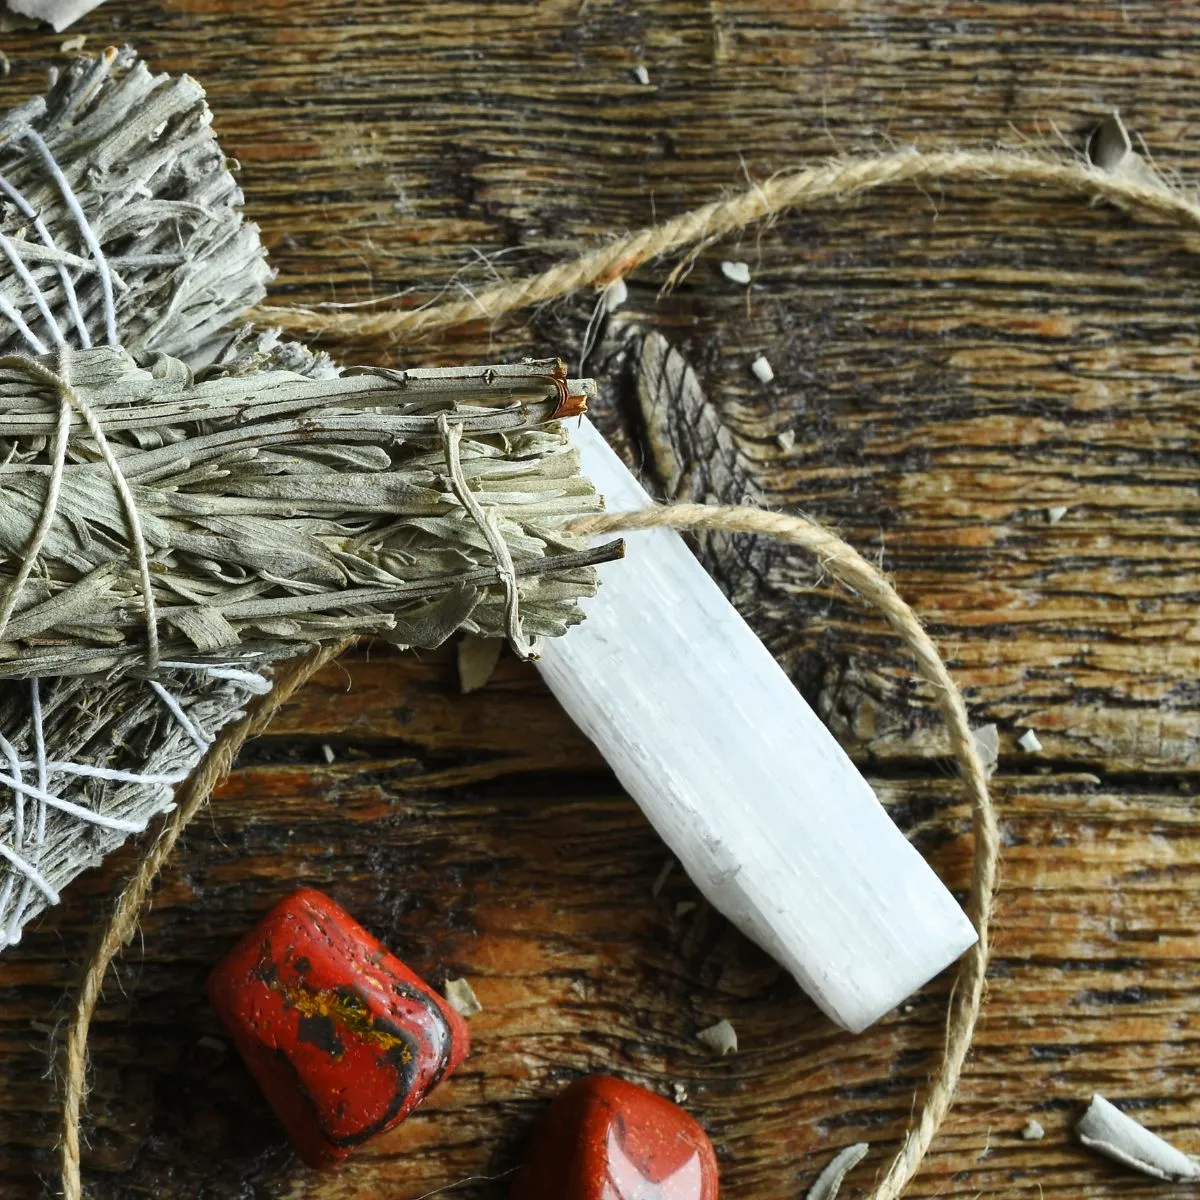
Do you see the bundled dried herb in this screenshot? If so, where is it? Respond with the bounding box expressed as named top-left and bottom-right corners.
top-left (0, 45), bottom-right (271, 365)
top-left (0, 48), bottom-right (618, 946)
top-left (0, 347), bottom-right (618, 679)
top-left (0, 47), bottom-right (285, 947)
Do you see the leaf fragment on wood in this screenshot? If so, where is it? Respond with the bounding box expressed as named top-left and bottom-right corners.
top-left (1076, 1094), bottom-right (1200, 1182)
top-left (633, 331), bottom-right (769, 602)
top-left (805, 1143), bottom-right (870, 1200)
top-left (651, 857), bottom-right (674, 897)
top-left (443, 977), bottom-right (483, 1019)
top-left (972, 724), bottom-right (1000, 778)
top-left (696, 1019), bottom-right (738, 1056)
top-left (751, 354), bottom-right (774, 383)
top-left (602, 277), bottom-right (628, 313)
top-left (636, 332), bottom-right (762, 508)
top-left (458, 634), bottom-right (503, 694)
top-left (1017, 728), bottom-right (1043, 753)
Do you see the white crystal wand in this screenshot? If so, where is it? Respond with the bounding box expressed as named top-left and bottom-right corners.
top-left (537, 416), bottom-right (977, 1033)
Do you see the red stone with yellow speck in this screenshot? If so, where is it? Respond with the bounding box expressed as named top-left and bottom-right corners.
top-left (207, 887), bottom-right (469, 1168)
top-left (512, 1074), bottom-right (719, 1199)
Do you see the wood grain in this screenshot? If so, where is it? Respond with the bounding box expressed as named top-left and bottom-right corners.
top-left (1, 1), bottom-right (1198, 1197)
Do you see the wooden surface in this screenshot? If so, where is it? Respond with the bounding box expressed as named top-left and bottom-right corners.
top-left (1, 2), bottom-right (1199, 1197)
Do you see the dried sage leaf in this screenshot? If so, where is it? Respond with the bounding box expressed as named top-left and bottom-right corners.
top-left (444, 977), bottom-right (483, 1018)
top-left (457, 633), bottom-right (503, 694)
top-left (806, 1143), bottom-right (870, 1200)
top-left (1077, 1094), bottom-right (1200, 1182)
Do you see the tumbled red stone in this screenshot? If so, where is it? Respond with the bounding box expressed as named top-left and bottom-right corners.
top-left (512, 1074), bottom-right (719, 1200)
top-left (207, 887), bottom-right (469, 1168)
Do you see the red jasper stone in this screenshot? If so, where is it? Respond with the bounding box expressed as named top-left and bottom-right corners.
top-left (207, 887), bottom-right (469, 1168)
top-left (512, 1075), bottom-right (719, 1200)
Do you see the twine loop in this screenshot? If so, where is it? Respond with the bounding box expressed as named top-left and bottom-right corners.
top-left (438, 412), bottom-right (533, 659)
top-left (0, 349), bottom-right (161, 668)
top-left (59, 498), bottom-right (997, 1200)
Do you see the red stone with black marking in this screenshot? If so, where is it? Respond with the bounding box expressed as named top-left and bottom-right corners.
top-left (512, 1075), bottom-right (719, 1199)
top-left (207, 887), bottom-right (469, 1168)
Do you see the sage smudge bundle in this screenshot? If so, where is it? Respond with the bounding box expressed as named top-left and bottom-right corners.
top-left (0, 347), bottom-right (616, 680)
top-left (0, 49), bottom-right (615, 946)
top-left (0, 45), bottom-right (271, 364)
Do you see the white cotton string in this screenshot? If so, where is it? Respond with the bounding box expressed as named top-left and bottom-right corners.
top-left (0, 169), bottom-right (91, 347)
top-left (0, 233), bottom-right (66, 348)
top-left (0, 841), bottom-right (57, 904)
top-left (21, 762), bottom-right (189, 786)
top-left (0, 877), bottom-right (13, 947)
top-left (20, 127), bottom-right (117, 346)
top-left (148, 680), bottom-right (212, 753)
top-left (0, 295), bottom-right (47, 354)
top-left (159, 660), bottom-right (274, 693)
top-left (0, 727), bottom-right (22, 944)
top-left (31, 678), bottom-right (46, 839)
top-left (0, 770), bottom-right (149, 833)
top-left (5, 678), bottom-right (49, 945)
top-left (1, 681), bottom-right (48, 945)
top-left (438, 413), bottom-right (533, 659)
top-left (0, 729), bottom-right (25, 849)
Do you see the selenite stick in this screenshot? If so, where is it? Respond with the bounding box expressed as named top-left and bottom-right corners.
top-left (537, 416), bottom-right (977, 1033)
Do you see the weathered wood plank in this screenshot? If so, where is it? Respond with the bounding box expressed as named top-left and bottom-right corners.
top-left (0, 0), bottom-right (1198, 1197)
top-left (2, 649), bottom-right (1197, 1198)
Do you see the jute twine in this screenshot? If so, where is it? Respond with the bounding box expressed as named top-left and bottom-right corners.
top-left (60, 506), bottom-right (993, 1200)
top-left (570, 505), bottom-right (997, 1200)
top-left (253, 146), bottom-right (1200, 341)
top-left (61, 139), bottom-right (1200, 1198)
top-left (61, 639), bottom-right (354, 1200)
